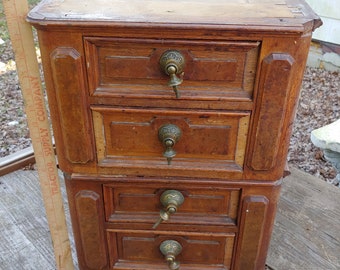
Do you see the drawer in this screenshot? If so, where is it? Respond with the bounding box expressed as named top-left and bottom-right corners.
top-left (107, 230), bottom-right (235, 269)
top-left (92, 107), bottom-right (250, 178)
top-left (84, 37), bottom-right (259, 102)
top-left (103, 183), bottom-right (240, 228)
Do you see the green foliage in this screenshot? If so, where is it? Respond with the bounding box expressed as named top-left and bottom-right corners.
top-left (0, 0), bottom-right (40, 41)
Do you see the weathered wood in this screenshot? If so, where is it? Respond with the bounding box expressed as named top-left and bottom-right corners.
top-left (27, 0), bottom-right (322, 33)
top-left (1, 168), bottom-right (339, 269)
top-left (0, 169), bottom-right (78, 269)
top-left (26, 1), bottom-right (322, 269)
top-left (3, 1), bottom-right (74, 269)
top-left (267, 167), bottom-right (340, 269)
top-left (0, 145), bottom-right (56, 176)
top-left (0, 147), bottom-right (35, 177)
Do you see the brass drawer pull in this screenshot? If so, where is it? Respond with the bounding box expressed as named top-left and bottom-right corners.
top-left (158, 124), bottom-right (182, 165)
top-left (160, 50), bottom-right (185, 98)
top-left (152, 190), bottom-right (185, 229)
top-left (160, 240), bottom-right (182, 270)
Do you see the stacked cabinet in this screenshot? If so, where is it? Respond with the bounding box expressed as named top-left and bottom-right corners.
top-left (27, 1), bottom-right (321, 269)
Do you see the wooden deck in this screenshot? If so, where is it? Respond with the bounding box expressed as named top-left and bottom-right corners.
top-left (0, 167), bottom-right (339, 270)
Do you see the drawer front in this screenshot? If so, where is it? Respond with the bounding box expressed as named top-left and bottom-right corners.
top-left (103, 184), bottom-right (240, 227)
top-left (107, 231), bottom-right (235, 269)
top-left (92, 107), bottom-right (249, 176)
top-left (84, 37), bottom-right (259, 101)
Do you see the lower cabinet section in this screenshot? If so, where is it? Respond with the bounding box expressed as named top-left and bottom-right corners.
top-left (107, 231), bottom-right (235, 269)
top-left (65, 174), bottom-right (281, 270)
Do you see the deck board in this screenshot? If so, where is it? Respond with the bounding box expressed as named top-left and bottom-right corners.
top-left (0, 169), bottom-right (78, 270)
top-left (0, 167), bottom-right (339, 269)
top-left (267, 168), bottom-right (340, 269)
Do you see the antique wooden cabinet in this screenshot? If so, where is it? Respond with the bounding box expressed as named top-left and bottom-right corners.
top-left (27, 1), bottom-right (321, 269)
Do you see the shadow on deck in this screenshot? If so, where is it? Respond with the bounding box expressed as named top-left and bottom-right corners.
top-left (0, 167), bottom-right (339, 269)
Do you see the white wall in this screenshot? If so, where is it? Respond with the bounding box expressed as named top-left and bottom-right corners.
top-left (306, 0), bottom-right (340, 45)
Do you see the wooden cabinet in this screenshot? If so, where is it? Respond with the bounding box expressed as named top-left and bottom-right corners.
top-left (27, 1), bottom-right (321, 269)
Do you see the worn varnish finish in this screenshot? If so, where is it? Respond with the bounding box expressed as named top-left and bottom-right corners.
top-left (27, 1), bottom-right (321, 269)
top-left (1, 168), bottom-right (339, 269)
top-left (84, 38), bottom-right (259, 100)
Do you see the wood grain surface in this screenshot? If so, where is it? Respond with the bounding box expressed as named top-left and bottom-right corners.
top-left (1, 168), bottom-right (339, 269)
top-left (0, 170), bottom-right (78, 269)
top-left (267, 168), bottom-right (340, 269)
top-left (24, 1), bottom-right (323, 269)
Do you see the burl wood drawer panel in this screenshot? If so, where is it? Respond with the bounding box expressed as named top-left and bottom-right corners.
top-left (103, 184), bottom-right (240, 227)
top-left (107, 231), bottom-right (235, 269)
top-left (84, 37), bottom-right (259, 101)
top-left (92, 106), bottom-right (250, 176)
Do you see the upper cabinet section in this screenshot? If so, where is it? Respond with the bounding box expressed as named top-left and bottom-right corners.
top-left (27, 0), bottom-right (321, 33)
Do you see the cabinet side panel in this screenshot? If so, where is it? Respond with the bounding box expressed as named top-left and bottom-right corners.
top-left (248, 53), bottom-right (294, 171)
top-left (234, 196), bottom-right (269, 270)
top-left (50, 47), bottom-right (93, 164)
top-left (75, 190), bottom-right (108, 269)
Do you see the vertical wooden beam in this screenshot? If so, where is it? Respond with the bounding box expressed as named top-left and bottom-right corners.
top-left (3, 0), bottom-right (74, 269)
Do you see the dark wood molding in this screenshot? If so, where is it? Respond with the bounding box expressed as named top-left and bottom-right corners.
top-left (0, 147), bottom-right (35, 177)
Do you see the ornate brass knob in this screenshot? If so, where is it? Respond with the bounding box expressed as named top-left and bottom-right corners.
top-left (159, 50), bottom-right (185, 98)
top-left (160, 240), bottom-right (182, 270)
top-left (158, 124), bottom-right (182, 165)
top-left (152, 190), bottom-right (185, 229)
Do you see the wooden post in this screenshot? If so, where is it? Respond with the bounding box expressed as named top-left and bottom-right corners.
top-left (3, 0), bottom-right (74, 269)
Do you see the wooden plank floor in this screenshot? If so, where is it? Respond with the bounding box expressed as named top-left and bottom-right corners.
top-left (267, 168), bottom-right (340, 270)
top-left (0, 169), bottom-right (78, 270)
top-left (0, 168), bottom-right (339, 270)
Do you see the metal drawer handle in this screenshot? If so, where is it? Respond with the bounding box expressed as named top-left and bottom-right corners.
top-left (160, 50), bottom-right (185, 98)
top-left (158, 124), bottom-right (182, 165)
top-left (160, 240), bottom-right (182, 270)
top-left (152, 190), bottom-right (185, 229)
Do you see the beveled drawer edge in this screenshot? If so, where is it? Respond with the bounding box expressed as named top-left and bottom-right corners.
top-left (102, 183), bottom-right (241, 228)
top-left (84, 36), bottom-right (260, 101)
top-left (91, 106), bottom-right (250, 178)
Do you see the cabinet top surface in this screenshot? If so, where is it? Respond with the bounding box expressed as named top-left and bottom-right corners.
top-left (28, 0), bottom-right (320, 30)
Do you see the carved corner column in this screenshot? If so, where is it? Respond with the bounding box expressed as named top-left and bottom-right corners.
top-left (64, 174), bottom-right (109, 270)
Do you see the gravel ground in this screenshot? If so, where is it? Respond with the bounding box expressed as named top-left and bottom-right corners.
top-left (0, 38), bottom-right (339, 186)
top-left (288, 67), bottom-right (339, 185)
top-left (0, 39), bottom-right (32, 155)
